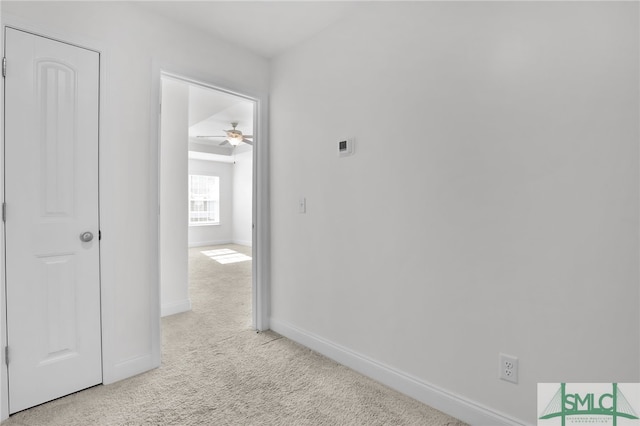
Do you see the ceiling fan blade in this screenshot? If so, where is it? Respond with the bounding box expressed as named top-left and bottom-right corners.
top-left (196, 135), bottom-right (227, 139)
top-left (243, 135), bottom-right (254, 138)
top-left (242, 138), bottom-right (253, 145)
top-left (219, 140), bottom-right (231, 146)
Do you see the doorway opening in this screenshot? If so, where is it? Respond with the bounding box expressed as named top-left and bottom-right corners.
top-left (159, 73), bottom-right (257, 339)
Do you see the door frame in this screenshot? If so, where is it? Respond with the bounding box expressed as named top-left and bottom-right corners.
top-left (151, 64), bottom-right (270, 331)
top-left (0, 17), bottom-right (109, 421)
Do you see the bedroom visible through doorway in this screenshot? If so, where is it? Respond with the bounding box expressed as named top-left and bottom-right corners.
top-left (159, 74), bottom-right (255, 331)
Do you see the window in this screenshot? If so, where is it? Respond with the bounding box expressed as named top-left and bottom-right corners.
top-left (188, 175), bottom-right (220, 225)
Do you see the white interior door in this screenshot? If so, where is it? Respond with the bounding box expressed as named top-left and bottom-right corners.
top-left (4, 27), bottom-right (102, 414)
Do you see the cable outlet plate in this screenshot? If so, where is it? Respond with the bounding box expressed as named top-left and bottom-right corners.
top-left (499, 353), bottom-right (518, 384)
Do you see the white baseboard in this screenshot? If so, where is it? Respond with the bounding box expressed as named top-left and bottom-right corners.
top-left (188, 240), bottom-right (232, 248)
top-left (269, 318), bottom-right (529, 426)
top-left (232, 239), bottom-right (252, 247)
top-left (161, 298), bottom-right (192, 317)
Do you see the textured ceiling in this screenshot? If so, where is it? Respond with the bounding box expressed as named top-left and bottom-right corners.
top-left (188, 85), bottom-right (254, 138)
top-left (134, 1), bottom-right (364, 58)
top-left (180, 80), bottom-right (255, 157)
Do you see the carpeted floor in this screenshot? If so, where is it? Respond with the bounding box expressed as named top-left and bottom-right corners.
top-left (4, 244), bottom-right (467, 426)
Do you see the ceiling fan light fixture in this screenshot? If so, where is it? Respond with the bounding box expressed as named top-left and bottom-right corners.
top-left (196, 122), bottom-right (253, 147)
top-left (228, 136), bottom-right (242, 146)
top-left (227, 122), bottom-right (244, 146)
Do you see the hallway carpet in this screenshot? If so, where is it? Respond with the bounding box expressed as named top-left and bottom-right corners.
top-left (4, 244), bottom-right (467, 426)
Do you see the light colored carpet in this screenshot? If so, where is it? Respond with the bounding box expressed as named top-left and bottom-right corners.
top-left (4, 244), bottom-right (467, 426)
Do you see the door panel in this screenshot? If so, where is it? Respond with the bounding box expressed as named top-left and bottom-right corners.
top-left (5, 27), bottom-right (101, 414)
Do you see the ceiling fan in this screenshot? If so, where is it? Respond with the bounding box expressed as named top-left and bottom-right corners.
top-left (196, 122), bottom-right (253, 147)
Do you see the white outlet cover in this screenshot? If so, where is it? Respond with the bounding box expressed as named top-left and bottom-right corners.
top-left (499, 353), bottom-right (518, 384)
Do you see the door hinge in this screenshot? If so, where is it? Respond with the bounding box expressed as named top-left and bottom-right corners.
top-left (2, 202), bottom-right (6, 223)
top-left (99, 230), bottom-right (102, 241)
top-left (2, 57), bottom-right (6, 78)
top-left (5, 346), bottom-right (8, 366)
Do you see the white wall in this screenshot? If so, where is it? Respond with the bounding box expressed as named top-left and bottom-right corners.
top-left (269, 2), bottom-right (639, 425)
top-left (232, 150), bottom-right (253, 246)
top-left (188, 158), bottom-right (233, 247)
top-left (160, 78), bottom-right (190, 317)
top-left (0, 1), bottom-right (269, 408)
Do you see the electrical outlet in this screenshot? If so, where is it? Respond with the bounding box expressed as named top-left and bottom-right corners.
top-left (499, 353), bottom-right (518, 384)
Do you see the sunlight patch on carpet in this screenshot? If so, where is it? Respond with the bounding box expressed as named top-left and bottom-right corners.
top-left (201, 249), bottom-right (252, 264)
